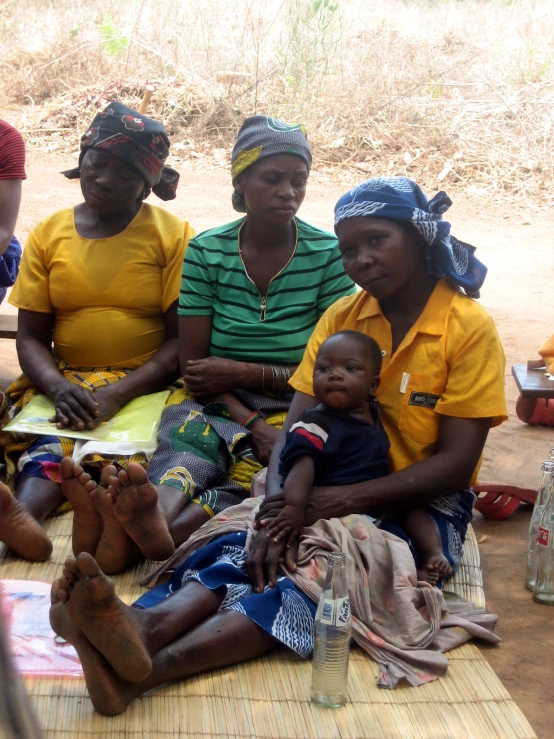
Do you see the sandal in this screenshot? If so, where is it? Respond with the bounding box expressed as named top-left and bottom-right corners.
top-left (473, 482), bottom-right (537, 520)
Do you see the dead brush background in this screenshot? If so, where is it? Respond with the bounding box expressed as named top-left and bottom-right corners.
top-left (0, 0), bottom-right (553, 206)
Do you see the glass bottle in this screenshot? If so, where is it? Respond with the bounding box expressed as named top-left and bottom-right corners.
top-left (533, 480), bottom-right (554, 605)
top-left (549, 447), bottom-right (554, 462)
top-left (526, 461), bottom-right (554, 591)
top-left (311, 552), bottom-right (351, 708)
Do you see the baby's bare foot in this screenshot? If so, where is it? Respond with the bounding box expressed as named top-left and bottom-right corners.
top-left (0, 481), bottom-right (52, 561)
top-left (418, 553), bottom-right (453, 585)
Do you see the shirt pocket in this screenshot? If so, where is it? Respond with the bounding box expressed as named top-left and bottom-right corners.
top-left (398, 374), bottom-right (446, 445)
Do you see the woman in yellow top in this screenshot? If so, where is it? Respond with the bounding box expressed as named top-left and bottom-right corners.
top-left (0, 103), bottom-right (193, 563)
top-left (251, 176), bottom-right (508, 584)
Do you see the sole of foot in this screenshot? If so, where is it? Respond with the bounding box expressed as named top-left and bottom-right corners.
top-left (91, 466), bottom-right (142, 575)
top-left (0, 481), bottom-right (53, 561)
top-left (112, 463), bottom-right (175, 561)
top-left (60, 457), bottom-right (104, 557)
top-left (49, 575), bottom-right (132, 716)
top-left (61, 552), bottom-right (152, 683)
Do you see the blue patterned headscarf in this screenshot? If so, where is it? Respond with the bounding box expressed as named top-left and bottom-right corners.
top-left (334, 177), bottom-right (487, 297)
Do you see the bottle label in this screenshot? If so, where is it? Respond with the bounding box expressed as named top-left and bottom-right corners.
top-left (318, 597), bottom-right (351, 627)
top-left (538, 527), bottom-right (550, 547)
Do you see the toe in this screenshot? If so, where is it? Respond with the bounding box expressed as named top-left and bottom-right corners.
top-left (51, 579), bottom-right (64, 604)
top-left (76, 552), bottom-right (104, 578)
top-left (107, 483), bottom-right (121, 502)
top-left (100, 465), bottom-right (117, 487)
top-left (59, 457), bottom-right (75, 481)
top-left (77, 471), bottom-right (91, 486)
top-left (64, 556), bottom-right (80, 576)
top-left (126, 462), bottom-right (149, 486)
top-left (116, 468), bottom-right (130, 486)
top-left (84, 479), bottom-right (97, 493)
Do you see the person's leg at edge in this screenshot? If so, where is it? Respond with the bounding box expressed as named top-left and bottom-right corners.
top-left (51, 591), bottom-right (277, 716)
top-left (401, 508), bottom-right (453, 584)
top-left (0, 475), bottom-right (60, 561)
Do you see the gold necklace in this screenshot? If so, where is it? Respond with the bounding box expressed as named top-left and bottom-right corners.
top-left (237, 218), bottom-right (298, 322)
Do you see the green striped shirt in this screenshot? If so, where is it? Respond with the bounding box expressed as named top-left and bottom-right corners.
top-left (179, 217), bottom-right (355, 364)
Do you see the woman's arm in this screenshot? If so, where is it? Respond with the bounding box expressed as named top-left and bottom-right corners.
top-left (303, 414), bottom-right (491, 524)
top-left (179, 314), bottom-right (270, 395)
top-left (0, 180), bottom-right (22, 256)
top-left (260, 393), bottom-right (491, 523)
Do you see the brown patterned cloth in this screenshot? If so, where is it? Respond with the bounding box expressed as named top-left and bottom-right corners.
top-left (62, 102), bottom-right (179, 200)
top-left (142, 497), bottom-right (500, 689)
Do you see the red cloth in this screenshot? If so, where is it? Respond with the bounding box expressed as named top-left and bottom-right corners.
top-left (0, 120), bottom-right (26, 180)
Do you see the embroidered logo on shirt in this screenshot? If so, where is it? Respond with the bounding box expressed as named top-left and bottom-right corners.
top-left (408, 391), bottom-right (440, 409)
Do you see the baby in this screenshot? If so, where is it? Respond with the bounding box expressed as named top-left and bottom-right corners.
top-left (265, 330), bottom-right (452, 584)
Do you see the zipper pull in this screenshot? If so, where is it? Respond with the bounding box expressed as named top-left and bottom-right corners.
top-left (260, 297), bottom-right (266, 322)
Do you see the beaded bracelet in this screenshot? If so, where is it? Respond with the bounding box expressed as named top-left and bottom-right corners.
top-left (242, 411), bottom-right (262, 429)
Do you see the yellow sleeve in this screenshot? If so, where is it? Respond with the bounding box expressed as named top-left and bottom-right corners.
top-left (161, 220), bottom-right (195, 314)
top-left (289, 301), bottom-right (341, 396)
top-left (9, 225), bottom-right (53, 313)
top-left (538, 334), bottom-right (554, 375)
top-left (436, 314), bottom-right (508, 427)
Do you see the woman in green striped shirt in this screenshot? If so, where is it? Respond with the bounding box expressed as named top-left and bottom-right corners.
top-left (89, 115), bottom-right (354, 573)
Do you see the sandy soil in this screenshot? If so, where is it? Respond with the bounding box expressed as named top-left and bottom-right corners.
top-left (1, 150), bottom-right (553, 737)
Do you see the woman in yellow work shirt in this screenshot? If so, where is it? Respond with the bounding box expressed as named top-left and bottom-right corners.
top-left (0, 103), bottom-right (193, 562)
top-left (251, 177), bottom-right (508, 585)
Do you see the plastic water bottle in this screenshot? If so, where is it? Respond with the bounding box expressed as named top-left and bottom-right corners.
top-left (533, 479), bottom-right (554, 605)
top-left (526, 461), bottom-right (554, 591)
top-left (311, 552), bottom-right (351, 708)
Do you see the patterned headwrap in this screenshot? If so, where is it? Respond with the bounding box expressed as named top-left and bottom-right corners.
top-left (334, 177), bottom-right (487, 297)
top-left (230, 114), bottom-right (312, 212)
top-left (62, 102), bottom-right (179, 201)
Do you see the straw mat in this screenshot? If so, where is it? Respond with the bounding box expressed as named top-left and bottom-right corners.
top-left (0, 514), bottom-right (536, 739)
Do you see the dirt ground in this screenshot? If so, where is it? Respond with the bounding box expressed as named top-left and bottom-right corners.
top-left (1, 150), bottom-right (553, 738)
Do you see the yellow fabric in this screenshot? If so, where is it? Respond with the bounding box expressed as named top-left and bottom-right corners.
top-left (290, 279), bottom-right (508, 485)
top-left (0, 362), bottom-right (149, 492)
top-left (9, 204), bottom-right (194, 369)
top-left (231, 146), bottom-right (263, 179)
top-left (538, 334), bottom-right (554, 375)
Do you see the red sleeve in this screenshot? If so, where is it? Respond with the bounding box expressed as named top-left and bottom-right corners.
top-left (0, 121), bottom-right (26, 180)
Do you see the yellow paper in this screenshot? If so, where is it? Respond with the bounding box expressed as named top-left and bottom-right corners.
top-left (4, 391), bottom-right (170, 445)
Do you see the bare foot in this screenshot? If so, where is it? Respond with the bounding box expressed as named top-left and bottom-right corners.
top-left (0, 481), bottom-right (53, 561)
top-left (417, 567), bottom-right (440, 585)
top-left (112, 463), bottom-right (175, 561)
top-left (60, 552), bottom-right (152, 683)
top-left (419, 552), bottom-right (453, 585)
top-left (49, 575), bottom-right (133, 716)
top-left (91, 466), bottom-right (142, 575)
top-left (60, 457), bottom-right (103, 557)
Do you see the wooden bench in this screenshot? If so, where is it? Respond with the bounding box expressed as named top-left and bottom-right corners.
top-left (0, 314), bottom-right (17, 340)
top-left (512, 362), bottom-right (554, 399)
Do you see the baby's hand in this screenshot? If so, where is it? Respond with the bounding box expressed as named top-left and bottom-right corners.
top-left (265, 504), bottom-right (305, 542)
